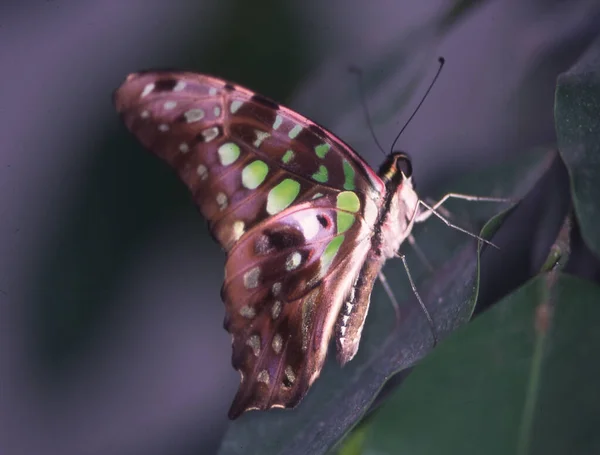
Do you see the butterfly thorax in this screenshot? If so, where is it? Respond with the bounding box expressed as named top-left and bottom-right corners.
top-left (375, 152), bottom-right (419, 259)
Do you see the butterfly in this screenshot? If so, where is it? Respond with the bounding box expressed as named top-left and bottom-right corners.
top-left (113, 70), bottom-right (496, 419)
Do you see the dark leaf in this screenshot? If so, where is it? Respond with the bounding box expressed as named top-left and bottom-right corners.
top-left (218, 150), bottom-right (555, 455)
top-left (555, 33), bottom-right (600, 259)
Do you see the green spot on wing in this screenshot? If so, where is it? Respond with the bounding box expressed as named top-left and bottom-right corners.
top-left (218, 142), bottom-right (240, 166)
top-left (322, 235), bottom-right (345, 271)
top-left (282, 150), bottom-right (294, 164)
top-left (289, 124), bottom-right (302, 139)
top-left (242, 160), bottom-right (269, 189)
top-left (312, 165), bottom-right (328, 183)
top-left (343, 160), bottom-right (356, 190)
top-left (266, 179), bottom-right (301, 215)
top-left (315, 143), bottom-right (330, 158)
top-left (337, 191), bottom-right (360, 212)
top-left (337, 212), bottom-right (355, 234)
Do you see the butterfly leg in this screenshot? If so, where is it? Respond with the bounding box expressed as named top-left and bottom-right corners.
top-left (405, 198), bottom-right (452, 272)
top-left (379, 254), bottom-right (438, 347)
top-left (416, 193), bottom-right (510, 223)
top-left (413, 199), bottom-right (500, 249)
top-left (424, 196), bottom-right (452, 219)
top-left (423, 196), bottom-right (480, 237)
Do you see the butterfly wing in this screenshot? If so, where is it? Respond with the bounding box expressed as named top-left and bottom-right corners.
top-left (114, 71), bottom-right (384, 250)
top-left (114, 71), bottom-right (385, 416)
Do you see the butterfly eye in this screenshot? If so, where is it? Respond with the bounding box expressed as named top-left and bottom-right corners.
top-left (395, 153), bottom-right (413, 178)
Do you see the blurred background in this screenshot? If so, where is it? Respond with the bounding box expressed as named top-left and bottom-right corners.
top-left (1, 1), bottom-right (599, 454)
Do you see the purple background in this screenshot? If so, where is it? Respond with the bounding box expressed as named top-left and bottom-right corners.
top-left (1, 1), bottom-right (599, 454)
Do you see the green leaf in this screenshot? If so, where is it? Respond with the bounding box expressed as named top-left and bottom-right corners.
top-left (539, 212), bottom-right (572, 273)
top-left (362, 272), bottom-right (600, 455)
top-left (335, 421), bottom-right (369, 455)
top-left (218, 150), bottom-right (555, 455)
top-left (555, 34), bottom-right (600, 259)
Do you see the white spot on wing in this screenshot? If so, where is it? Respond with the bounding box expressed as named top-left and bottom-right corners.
top-left (253, 130), bottom-right (270, 148)
top-left (173, 81), bottom-right (186, 92)
top-left (179, 143), bottom-right (189, 153)
top-left (158, 124), bottom-right (169, 132)
top-left (141, 83), bottom-right (154, 98)
top-left (298, 214), bottom-right (320, 240)
top-left (271, 301), bottom-right (282, 319)
top-left (164, 100), bottom-right (177, 110)
top-left (285, 252), bottom-right (302, 271)
top-left (239, 305), bottom-right (255, 319)
top-left (272, 333), bottom-right (283, 354)
top-left (284, 366), bottom-right (296, 385)
top-left (196, 164), bottom-right (208, 180)
top-left (345, 302), bottom-right (354, 314)
top-left (232, 221), bottom-right (245, 242)
top-left (246, 335), bottom-right (261, 356)
top-left (272, 282), bottom-right (282, 296)
top-left (184, 108), bottom-right (205, 123)
top-left (201, 126), bottom-right (219, 143)
top-left (216, 192), bottom-right (228, 210)
top-left (230, 100), bottom-right (243, 113)
top-left (257, 369), bottom-right (270, 385)
top-left (243, 267), bottom-right (260, 289)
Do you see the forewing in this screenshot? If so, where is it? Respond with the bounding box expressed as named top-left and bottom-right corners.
top-left (113, 71), bottom-right (384, 251)
top-left (223, 202), bottom-right (371, 418)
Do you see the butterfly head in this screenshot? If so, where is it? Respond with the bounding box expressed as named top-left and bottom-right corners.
top-left (379, 152), bottom-right (414, 187)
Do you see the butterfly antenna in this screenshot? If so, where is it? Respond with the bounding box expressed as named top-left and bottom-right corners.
top-left (389, 57), bottom-right (445, 152)
top-left (348, 65), bottom-right (387, 157)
